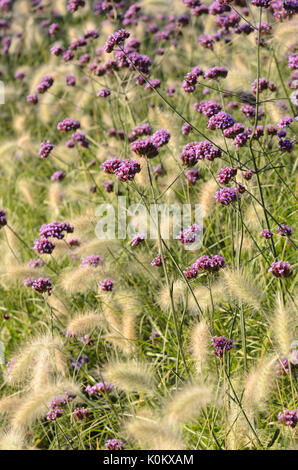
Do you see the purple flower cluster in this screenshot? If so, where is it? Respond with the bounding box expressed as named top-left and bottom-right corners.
top-left (31, 277), bottom-right (52, 295)
top-left (57, 118), bottom-right (80, 132)
top-left (0, 209), bottom-right (7, 228)
top-left (208, 111), bottom-right (235, 130)
top-left (131, 233), bottom-right (145, 247)
top-left (74, 407), bottom-right (90, 420)
top-left (211, 336), bottom-right (235, 358)
top-left (177, 224), bottom-right (202, 245)
top-left (104, 29), bottom-right (130, 53)
top-left (105, 439), bottom-right (125, 450)
top-left (260, 229), bottom-right (274, 239)
top-left (47, 391), bottom-right (75, 421)
top-left (278, 409), bottom-right (298, 428)
top-left (39, 140), bottom-right (54, 159)
top-left (182, 123), bottom-right (192, 135)
top-left (182, 66), bottom-right (203, 93)
top-left (67, 0), bottom-right (85, 13)
top-left (34, 238), bottom-right (55, 255)
top-left (97, 87), bottom-right (111, 98)
top-left (39, 221), bottom-right (74, 240)
top-left (51, 171), bottom-right (66, 182)
top-left (184, 255), bottom-right (226, 279)
top-left (217, 167), bottom-right (237, 184)
top-left (129, 124), bottom-right (152, 142)
top-left (185, 169), bottom-right (201, 184)
top-left (27, 258), bottom-right (45, 268)
top-left (151, 254), bottom-right (166, 267)
top-left (180, 141), bottom-right (222, 166)
top-left (99, 278), bottom-right (114, 291)
top-left (288, 54), bottom-right (298, 70)
top-left (26, 94), bottom-right (39, 105)
top-left (80, 255), bottom-right (104, 268)
top-left (252, 77), bottom-right (276, 94)
top-left (131, 139), bottom-right (159, 158)
top-left (85, 382), bottom-right (114, 396)
top-left (194, 100), bottom-right (222, 118)
top-left (204, 66), bottom-right (228, 80)
top-left (214, 187), bottom-right (239, 205)
top-left (151, 129), bottom-right (171, 148)
top-left (36, 75), bottom-right (54, 94)
top-left (268, 261), bottom-right (293, 278)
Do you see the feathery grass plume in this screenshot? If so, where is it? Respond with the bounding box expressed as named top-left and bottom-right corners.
top-left (121, 312), bottom-right (137, 354)
top-left (164, 384), bottom-right (212, 425)
top-left (30, 349), bottom-right (53, 393)
top-left (245, 203), bottom-right (264, 230)
top-left (222, 269), bottom-right (263, 312)
top-left (74, 238), bottom-right (121, 258)
top-left (272, 293), bottom-right (295, 357)
top-left (47, 293), bottom-right (69, 320)
top-left (0, 429), bottom-right (26, 450)
top-left (70, 213), bottom-right (96, 238)
top-left (190, 320), bottom-right (210, 374)
top-left (66, 311), bottom-right (103, 336)
top-left (125, 412), bottom-right (184, 450)
top-left (3, 226), bottom-right (23, 259)
top-left (103, 361), bottom-right (155, 394)
top-left (48, 182), bottom-right (64, 216)
top-left (157, 280), bottom-right (187, 312)
top-left (101, 297), bottom-right (122, 333)
top-left (243, 356), bottom-right (277, 413)
top-left (188, 282), bottom-right (226, 314)
top-left (59, 266), bottom-right (102, 294)
top-left (6, 334), bottom-right (66, 386)
top-left (226, 401), bottom-right (254, 450)
top-left (10, 381), bottom-right (80, 432)
top-left (18, 179), bottom-right (34, 206)
top-left (0, 395), bottom-right (23, 417)
top-left (113, 290), bottom-right (143, 314)
top-left (198, 179), bottom-right (218, 217)
top-left (274, 20), bottom-right (298, 48)
top-left (2, 265), bottom-right (44, 286)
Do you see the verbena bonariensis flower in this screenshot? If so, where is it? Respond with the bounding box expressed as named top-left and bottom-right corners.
top-left (80, 334), bottom-right (94, 346)
top-left (185, 169), bottom-right (201, 184)
top-left (184, 254), bottom-right (226, 278)
top-left (48, 23), bottom-right (59, 35)
top-left (27, 258), bottom-right (45, 268)
top-left (36, 75), bottom-right (54, 94)
top-left (223, 123), bottom-right (245, 138)
top-left (57, 118), bottom-right (80, 132)
top-left (39, 221), bottom-right (74, 239)
top-left (151, 254), bottom-right (166, 267)
top-left (50, 45), bottom-right (65, 56)
top-left (251, 77), bottom-right (274, 94)
top-left (208, 112), bottom-right (235, 130)
top-left (31, 277), bottom-right (52, 295)
top-left (68, 237), bottom-right (80, 248)
top-left (182, 123), bottom-right (192, 135)
top-left (217, 167), bottom-right (237, 184)
top-left (34, 238), bottom-right (55, 255)
top-left (71, 355), bottom-right (88, 369)
top-left (26, 94), bottom-right (38, 105)
top-left (144, 78), bottom-right (161, 90)
top-left (278, 409), bottom-right (298, 428)
top-left (80, 255), bottom-right (104, 267)
top-left (67, 0), bottom-right (85, 13)
top-left (104, 29), bottom-right (130, 53)
top-left (151, 129), bottom-right (171, 148)
top-left (99, 278), bottom-right (114, 291)
top-left (129, 124), bottom-right (152, 142)
top-left (66, 75), bottom-right (76, 86)
top-left (101, 158), bottom-right (122, 174)
top-left (74, 407), bottom-right (90, 420)
top-left (47, 408), bottom-right (63, 421)
top-left (215, 187), bottom-right (239, 205)
top-left (180, 141), bottom-right (222, 166)
top-left (104, 180), bottom-right (114, 192)
top-left (268, 261), bottom-right (293, 278)
top-left (0, 209), bottom-right (7, 228)
top-left (278, 116), bottom-right (293, 128)
top-left (204, 67), bottom-right (228, 80)
top-left (72, 131), bottom-right (89, 148)
top-left (211, 336), bottom-right (235, 358)
top-left (252, 0), bottom-right (271, 6)
top-left (275, 356), bottom-right (298, 376)
top-left (278, 137), bottom-right (295, 152)
top-left (131, 233), bottom-right (145, 247)
top-left (114, 160), bottom-right (141, 181)
top-left (277, 224), bottom-right (293, 237)
top-left (194, 100), bottom-right (222, 118)
top-left (39, 140), bottom-right (54, 159)
top-left (233, 131), bottom-right (249, 148)
top-left (242, 169), bottom-right (253, 180)
top-left (24, 277), bottom-right (35, 287)
top-left (85, 382), bottom-right (114, 396)
top-left (97, 87), bottom-right (111, 98)
top-left (261, 229), bottom-right (274, 239)
top-left (131, 139), bottom-right (159, 158)
top-left (288, 54), bottom-right (298, 70)
top-left (177, 224), bottom-right (202, 245)
top-left (105, 439), bottom-right (125, 450)
top-left (198, 34), bottom-right (214, 50)
top-left (51, 171), bottom-right (66, 182)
